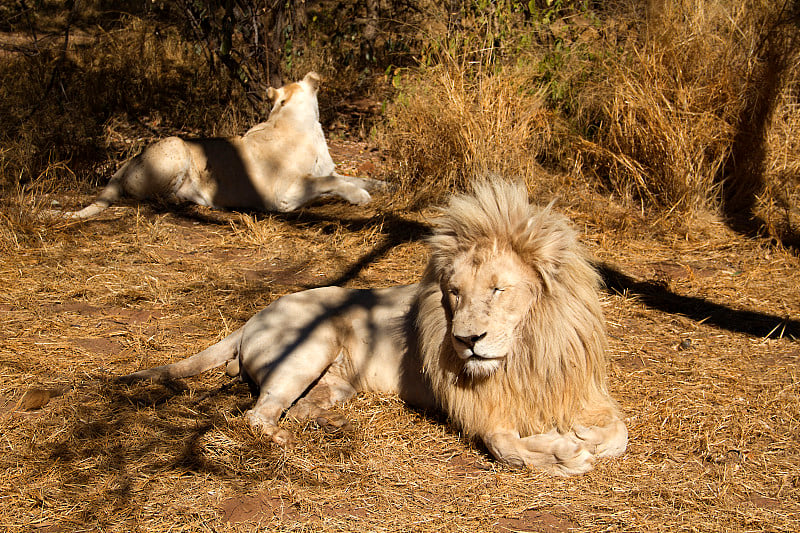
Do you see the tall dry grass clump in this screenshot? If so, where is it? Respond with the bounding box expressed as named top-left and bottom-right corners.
top-left (576, 0), bottom-right (799, 220)
top-left (759, 69), bottom-right (800, 243)
top-left (384, 59), bottom-right (555, 205)
top-left (576, 0), bottom-right (746, 212)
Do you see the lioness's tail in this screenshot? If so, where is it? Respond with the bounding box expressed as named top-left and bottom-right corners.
top-left (120, 327), bottom-right (243, 383)
top-left (63, 166), bottom-right (127, 219)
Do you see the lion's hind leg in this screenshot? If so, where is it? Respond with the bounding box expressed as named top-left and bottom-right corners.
top-left (285, 371), bottom-right (356, 432)
top-left (484, 429), bottom-right (595, 476)
top-left (240, 328), bottom-right (348, 447)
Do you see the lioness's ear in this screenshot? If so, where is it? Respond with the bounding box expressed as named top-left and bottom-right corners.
top-left (267, 87), bottom-right (278, 102)
top-left (303, 71), bottom-right (322, 92)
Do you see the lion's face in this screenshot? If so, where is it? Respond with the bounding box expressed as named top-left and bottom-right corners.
top-left (443, 247), bottom-right (536, 379)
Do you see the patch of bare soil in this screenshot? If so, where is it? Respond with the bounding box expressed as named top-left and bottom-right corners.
top-left (0, 142), bottom-right (798, 532)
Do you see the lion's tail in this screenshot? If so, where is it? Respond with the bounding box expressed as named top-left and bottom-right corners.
top-left (119, 327), bottom-right (243, 383)
top-left (63, 166), bottom-right (127, 219)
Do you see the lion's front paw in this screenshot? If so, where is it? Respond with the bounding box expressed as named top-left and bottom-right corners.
top-left (488, 429), bottom-right (596, 476)
top-left (550, 434), bottom-right (595, 476)
top-left (315, 411), bottom-right (352, 433)
top-left (244, 409), bottom-right (296, 448)
top-left (574, 420), bottom-right (628, 459)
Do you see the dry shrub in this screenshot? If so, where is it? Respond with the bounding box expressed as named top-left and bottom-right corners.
top-left (758, 75), bottom-right (800, 242)
top-left (576, 0), bottom-right (800, 219)
top-left (576, 0), bottom-right (750, 212)
top-left (384, 60), bottom-right (555, 206)
top-left (0, 17), bottom-right (248, 190)
top-left (0, 157), bottom-right (80, 253)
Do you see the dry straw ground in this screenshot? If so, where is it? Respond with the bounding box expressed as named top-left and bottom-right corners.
top-left (2, 1), bottom-right (800, 531)
top-left (0, 140), bottom-right (798, 532)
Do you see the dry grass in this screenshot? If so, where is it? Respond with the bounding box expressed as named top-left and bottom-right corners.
top-left (0, 16), bottom-right (251, 190)
top-left (574, 0), bottom-right (800, 221)
top-left (1, 2), bottom-right (799, 531)
top-left (1, 156), bottom-right (798, 531)
top-left (384, 59), bottom-right (557, 206)
top-left (757, 68), bottom-right (800, 242)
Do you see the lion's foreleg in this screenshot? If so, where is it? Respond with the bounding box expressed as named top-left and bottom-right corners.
top-left (483, 429), bottom-right (595, 476)
top-left (242, 346), bottom-right (342, 447)
top-left (285, 371), bottom-right (356, 431)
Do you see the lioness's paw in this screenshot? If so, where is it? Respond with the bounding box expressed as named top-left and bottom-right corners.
top-left (346, 188), bottom-right (372, 205)
top-left (364, 178), bottom-right (390, 192)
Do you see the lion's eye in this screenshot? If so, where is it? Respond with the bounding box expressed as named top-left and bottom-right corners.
top-left (449, 287), bottom-right (460, 299)
top-left (493, 287), bottom-right (504, 295)
top-left (279, 99), bottom-right (287, 106)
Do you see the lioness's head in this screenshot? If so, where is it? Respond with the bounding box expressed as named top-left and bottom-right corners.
top-left (266, 71), bottom-right (322, 121)
top-left (427, 180), bottom-right (587, 379)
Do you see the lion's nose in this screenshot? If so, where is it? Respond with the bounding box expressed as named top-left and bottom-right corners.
top-left (454, 332), bottom-right (486, 348)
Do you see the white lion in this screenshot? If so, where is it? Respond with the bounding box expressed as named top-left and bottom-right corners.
top-left (122, 179), bottom-right (627, 476)
top-left (62, 72), bottom-right (384, 219)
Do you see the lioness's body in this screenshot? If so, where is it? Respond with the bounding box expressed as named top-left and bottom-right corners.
top-left (124, 180), bottom-right (627, 476)
top-left (65, 72), bottom-right (383, 219)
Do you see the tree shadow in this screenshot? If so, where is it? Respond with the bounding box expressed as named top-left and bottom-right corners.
top-left (169, 200), bottom-right (798, 341)
top-left (160, 201), bottom-right (430, 288)
top-left (597, 262), bottom-right (799, 339)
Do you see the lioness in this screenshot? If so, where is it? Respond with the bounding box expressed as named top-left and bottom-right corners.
top-left (123, 179), bottom-right (627, 476)
top-left (63, 72), bottom-right (384, 219)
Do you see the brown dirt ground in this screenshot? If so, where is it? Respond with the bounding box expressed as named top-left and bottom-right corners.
top-left (0, 140), bottom-right (798, 532)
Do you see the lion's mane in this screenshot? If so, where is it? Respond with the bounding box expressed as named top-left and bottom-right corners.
top-left (415, 179), bottom-right (619, 439)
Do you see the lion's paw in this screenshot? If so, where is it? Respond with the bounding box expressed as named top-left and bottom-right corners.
top-left (244, 409), bottom-right (296, 448)
top-left (315, 411), bottom-right (353, 433)
top-left (575, 420), bottom-right (628, 458)
top-left (510, 430), bottom-right (595, 476)
top-left (552, 437), bottom-right (595, 476)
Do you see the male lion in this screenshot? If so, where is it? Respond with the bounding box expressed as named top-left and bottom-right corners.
top-left (62, 72), bottom-right (384, 219)
top-left (122, 179), bottom-right (627, 476)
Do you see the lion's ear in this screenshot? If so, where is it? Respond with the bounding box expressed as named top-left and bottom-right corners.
top-left (516, 213), bottom-right (575, 292)
top-left (303, 71), bottom-right (322, 92)
top-left (267, 87), bottom-right (278, 102)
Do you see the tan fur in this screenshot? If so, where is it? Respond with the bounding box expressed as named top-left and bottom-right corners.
top-left (61, 72), bottom-right (385, 219)
top-left (418, 181), bottom-right (625, 451)
top-left (121, 178), bottom-right (626, 476)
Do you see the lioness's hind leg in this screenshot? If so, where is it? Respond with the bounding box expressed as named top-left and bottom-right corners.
top-left (286, 372), bottom-right (356, 431)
